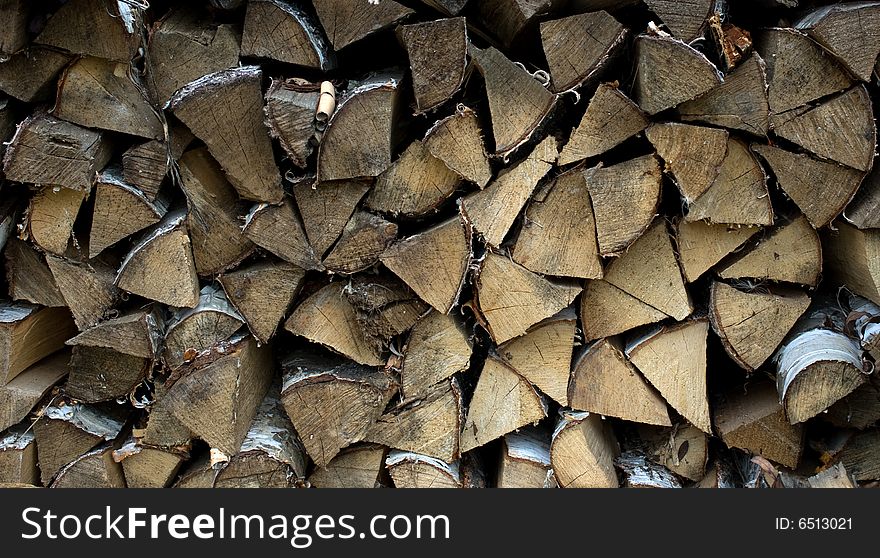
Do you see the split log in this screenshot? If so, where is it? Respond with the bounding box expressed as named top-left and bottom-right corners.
top-left (475, 252), bottom-right (581, 345)
top-left (46, 255), bottom-right (119, 331)
top-left (512, 167), bottom-right (603, 279)
top-left (634, 32), bottom-right (722, 115)
top-left (50, 443), bottom-right (126, 488)
top-left (823, 223), bottom-right (880, 305)
top-left (626, 320), bottom-right (712, 433)
top-left (115, 209), bottom-right (200, 308)
top-left (459, 357), bottom-right (547, 453)
top-left (321, 211), bottom-right (397, 273)
top-left (293, 179), bottom-right (371, 256)
top-left (559, 84), bottom-right (648, 166)
top-left (636, 423), bottom-right (708, 481)
top-left (312, 0), bottom-right (413, 50)
top-left (265, 79), bottom-right (320, 169)
top-left (468, 45), bottom-right (557, 156)
top-left (847, 294), bottom-right (880, 362)
top-left (826, 375), bottom-right (880, 431)
top-left (0, 303), bottom-right (75, 385)
top-left (497, 427), bottom-right (555, 488)
top-left (550, 411), bottom-right (619, 488)
top-left (219, 260), bottom-right (305, 344)
top-left (242, 0), bottom-right (334, 70)
top-left (398, 18), bottom-right (467, 113)
top-left (423, 106), bottom-right (492, 188)
top-left (317, 74), bottom-right (401, 181)
top-left (67, 307), bottom-right (161, 360)
top-left (0, 427), bottom-right (37, 485)
top-left (121, 127), bottom-right (194, 201)
top-left (676, 220), bottom-right (760, 283)
top-left (846, 161), bottom-right (880, 229)
top-left (284, 282), bottom-right (384, 366)
top-left (0, 47), bottom-right (71, 103)
top-left (4, 238), bottom-right (66, 307)
top-left (615, 451), bottom-right (681, 488)
top-left (808, 463), bottom-right (857, 488)
top-left (380, 215), bottom-right (471, 314)
top-left (0, 351), bottom-right (68, 433)
top-left (579, 280), bottom-right (668, 341)
top-left (385, 451), bottom-right (463, 488)
top-left (90, 169), bottom-right (168, 258)
top-left (400, 310), bottom-right (470, 400)
top-left (583, 154), bottom-right (662, 256)
top-left (708, 13), bottom-right (754, 72)
top-left (169, 66), bottom-right (283, 203)
top-left (475, 0), bottom-right (555, 48)
top-left (243, 199), bottom-right (321, 271)
top-left (715, 381), bottom-right (803, 469)
top-left (795, 3), bottom-right (880, 82)
top-left (163, 285), bottom-right (244, 370)
top-left (709, 282), bottom-right (810, 371)
top-left (0, 0), bottom-right (28, 60)
top-left (569, 338), bottom-right (671, 426)
top-left (308, 444), bottom-right (386, 488)
top-left (646, 122), bottom-right (728, 204)
top-left (27, 186), bottom-right (85, 256)
top-left (36, 0), bottom-right (139, 61)
top-left (540, 11), bottom-right (627, 93)
top-left (342, 276), bottom-right (428, 356)
top-left (55, 56), bottom-right (163, 140)
top-left (718, 215), bottom-right (822, 287)
top-left (178, 148), bottom-right (255, 275)
top-left (280, 349), bottom-right (395, 467)
top-left (112, 439), bottom-right (187, 488)
top-left (644, 0), bottom-right (713, 42)
top-left (835, 429), bottom-right (880, 481)
top-left (497, 309), bottom-right (574, 406)
top-left (162, 332), bottom-right (273, 456)
top-left (2, 114), bottom-right (112, 191)
top-left (141, 382), bottom-right (193, 450)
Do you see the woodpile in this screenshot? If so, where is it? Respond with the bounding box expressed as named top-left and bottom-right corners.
top-left (2, 0), bottom-right (880, 489)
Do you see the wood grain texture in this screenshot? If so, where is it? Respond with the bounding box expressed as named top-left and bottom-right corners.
top-left (541, 11), bottom-right (627, 93)
top-left (243, 199), bottom-right (321, 270)
top-left (823, 223), bottom-right (880, 305)
top-left (46, 255), bottom-right (120, 331)
top-left (423, 106), bottom-right (492, 188)
top-left (0, 47), bottom-right (72, 103)
top-left (676, 220), bottom-right (759, 283)
top-left (312, 0), bottom-right (413, 50)
top-left (795, 2), bottom-right (880, 82)
top-left (4, 238), bottom-right (65, 307)
top-left (579, 280), bottom-right (668, 342)
top-left (551, 412), bottom-right (618, 488)
top-left (0, 351), bottom-right (68, 432)
top-left (90, 170), bottom-right (167, 259)
top-left (646, 122), bottom-right (728, 203)
top-left (294, 179), bottom-right (371, 256)
top-left (634, 33), bottom-right (721, 114)
top-left (401, 310), bottom-right (470, 400)
top-left (36, 0), bottom-right (138, 61)
top-left (398, 18), bottom-right (467, 113)
top-left (242, 0), bottom-right (334, 69)
top-left (28, 186), bottom-right (85, 256)
top-left (645, 0), bottom-right (713, 42)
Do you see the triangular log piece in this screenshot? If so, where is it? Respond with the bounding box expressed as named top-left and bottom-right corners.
top-left (569, 338), bottom-right (671, 426)
top-left (312, 0), bottom-right (413, 50)
top-left (265, 78), bottom-right (319, 169)
top-left (178, 148), bottom-right (255, 275)
top-left (709, 282), bottom-right (810, 371)
top-left (398, 18), bottom-right (467, 113)
top-left (686, 138), bottom-right (773, 226)
top-left (846, 162), bottom-right (880, 229)
top-left (293, 179), bottom-right (371, 256)
top-left (540, 11), bottom-right (627, 93)
top-left (365, 378), bottom-right (462, 462)
top-left (497, 427), bottom-right (555, 488)
top-left (67, 307), bottom-right (162, 359)
top-left (280, 349), bottom-right (395, 467)
top-left (4, 238), bottom-right (65, 307)
top-left (219, 260), bottom-right (305, 344)
top-left (115, 209), bottom-right (200, 308)
top-left (243, 200), bottom-right (321, 271)
top-left (512, 167), bottom-right (603, 279)
top-left (163, 332), bottom-right (273, 456)
top-left (475, 0), bottom-right (553, 47)
top-left (0, 0), bottom-right (28, 59)
top-left (308, 444), bottom-right (386, 488)
top-left (0, 303), bottom-right (75, 385)
top-left (824, 223), bottom-right (880, 305)
top-left (580, 279), bottom-right (668, 342)
top-left (242, 0), bottom-right (334, 70)
top-left (46, 255), bottom-right (120, 331)
top-left (112, 439), bottom-right (187, 488)
top-left (66, 346), bottom-right (151, 403)
top-left (36, 0), bottom-right (139, 61)
top-left (676, 220), bottom-right (760, 283)
top-left (636, 423), bottom-right (708, 481)
top-left (367, 140), bottom-right (461, 217)
top-left (497, 309), bottom-right (576, 406)
top-left (835, 430), bottom-right (880, 482)
top-left (460, 357), bottom-right (547, 453)
top-left (583, 154), bottom-right (662, 256)
top-left (54, 56), bottom-right (163, 140)
top-left (169, 66), bottom-right (283, 203)
top-left (90, 169), bottom-right (169, 258)
top-left (423, 106), bottom-right (492, 188)
top-left (603, 220), bottom-right (692, 321)
top-left (715, 381), bottom-right (804, 469)
top-left (550, 411), bottom-right (619, 488)
top-left (475, 252), bottom-right (581, 345)
top-left (400, 310), bottom-right (471, 400)
top-left (461, 135), bottom-right (555, 247)
top-left (163, 285), bottom-right (244, 370)
top-left (147, 7), bottom-right (241, 104)
top-left (616, 451), bottom-right (682, 488)
top-left (380, 215), bottom-right (471, 314)
top-left (28, 186), bottom-right (85, 256)
top-left (2, 114), bottom-right (112, 191)
top-left (559, 83), bottom-right (648, 165)
top-left (645, 0), bottom-right (713, 42)
top-left (0, 47), bottom-right (73, 103)
top-left (678, 54), bottom-right (770, 136)
top-left (0, 351), bottom-right (69, 433)
top-left (385, 451), bottom-right (462, 488)
top-left (317, 74), bottom-right (401, 181)
top-left (795, 2), bottom-right (880, 82)
top-left (121, 126), bottom-right (194, 201)
top-left (769, 85), bottom-right (875, 172)
top-left (755, 28), bottom-right (853, 115)
top-left (646, 122), bottom-right (729, 204)
top-left (0, 427), bottom-right (38, 486)
top-left (807, 463), bottom-right (857, 488)
top-left (50, 444), bottom-right (126, 488)
top-left (718, 215), bottom-right (822, 286)
top-left (141, 381), bottom-right (193, 449)
top-left (634, 33), bottom-right (722, 115)
top-left (626, 320), bottom-right (712, 433)
top-left (342, 275), bottom-right (428, 356)
top-left (284, 282), bottom-right (385, 366)
top-left (468, 45), bottom-right (557, 156)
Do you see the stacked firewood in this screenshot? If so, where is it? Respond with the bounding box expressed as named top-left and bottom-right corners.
top-left (1, 0), bottom-right (880, 489)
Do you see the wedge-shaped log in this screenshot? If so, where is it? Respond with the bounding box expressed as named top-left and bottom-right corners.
top-left (242, 0), bottom-right (334, 70)
top-left (398, 18), bottom-right (467, 113)
top-left (551, 411), bottom-right (619, 488)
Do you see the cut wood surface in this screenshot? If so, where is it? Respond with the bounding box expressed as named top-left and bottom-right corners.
top-left (264, 78), bottom-right (319, 169)
top-left (646, 122), bottom-right (728, 203)
top-left (541, 11), bottom-right (627, 93)
top-left (243, 199), bottom-right (321, 271)
top-left (90, 170), bottom-right (168, 258)
top-left (551, 412), bottom-right (619, 488)
top-left (398, 18), bottom-right (467, 114)
top-left (1, 303), bottom-right (75, 385)
top-left (0, 47), bottom-right (72, 103)
top-left (46, 255), bottom-right (119, 331)
top-left (400, 311), bottom-right (470, 400)
top-left (242, 0), bottom-right (334, 70)
top-left (676, 220), bottom-right (760, 283)
top-left (293, 180), bottom-right (371, 256)
top-left (498, 428), bottom-right (555, 488)
top-left (580, 279), bottom-right (668, 342)
top-left (163, 285), bottom-right (244, 370)
top-left (36, 0), bottom-right (138, 61)
top-left (795, 3), bottom-right (880, 81)
top-left (423, 107), bottom-right (492, 188)
top-left (824, 223), bottom-right (880, 305)
top-left (27, 186), bottom-right (85, 256)
top-left (0, 351), bottom-right (68, 433)
top-left (645, 0), bottom-right (713, 42)
top-left (312, 0), bottom-right (413, 51)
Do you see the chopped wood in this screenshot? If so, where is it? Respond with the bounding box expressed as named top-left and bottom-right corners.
top-left (0, 351), bottom-right (68, 432)
top-left (342, 275), bottom-right (428, 355)
top-left (163, 285), bottom-right (244, 370)
top-left (27, 186), bottom-right (85, 256)
top-left (398, 18), bottom-right (467, 113)
top-left (121, 127), bottom-right (194, 200)
top-left (824, 223), bottom-right (880, 305)
top-left (835, 429), bottom-right (880, 481)
top-left (141, 381), bottom-right (193, 449)
top-left (312, 0), bottom-right (413, 50)
top-left (826, 372), bottom-right (880, 431)
top-left (579, 279), bottom-right (668, 342)
top-left (541, 11), bottom-right (627, 93)
top-left (46, 255), bottom-right (119, 331)
top-left (423, 106), bottom-right (492, 188)
top-left (50, 443), bottom-right (126, 488)
top-left (400, 310), bottom-right (471, 400)
top-left (0, 303), bottom-right (75, 385)
top-left (708, 16), bottom-right (753, 72)
top-left (551, 411), bottom-right (619, 488)
top-left (385, 451), bottom-right (461, 488)
top-left (808, 463), bottom-right (857, 488)
top-left (418, 0), bottom-right (468, 15)
top-left (265, 78), bottom-right (319, 169)
top-left (846, 161), bottom-right (880, 229)
top-left (0, 47), bottom-right (72, 103)
top-left (112, 439), bottom-right (187, 488)
top-left (293, 179), bottom-right (371, 256)
top-left (242, 0), bottom-right (334, 70)
top-left (0, 427), bottom-right (38, 485)
top-left (795, 2), bottom-right (880, 82)
top-left (90, 169), bottom-right (168, 258)
top-left (645, 0), bottom-right (713, 42)
top-left (67, 307), bottom-right (162, 359)
top-left (637, 423), bottom-right (708, 481)
top-left (4, 238), bottom-right (65, 307)
top-left (36, 0), bottom-right (139, 62)
top-left (646, 122), bottom-right (728, 204)
top-left (497, 427), bottom-right (555, 488)
top-left (243, 199), bottom-right (321, 271)
top-left (676, 220), bottom-right (760, 283)
top-left (616, 451), bottom-right (681, 488)
top-left (308, 444), bottom-right (386, 488)
top-left (66, 346), bottom-right (151, 403)
top-left (0, 0), bottom-right (27, 60)
top-left (474, 0), bottom-right (552, 47)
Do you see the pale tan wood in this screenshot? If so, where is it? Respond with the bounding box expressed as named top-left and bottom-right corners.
top-left (113, 442), bottom-right (186, 488)
top-left (67, 308), bottom-right (161, 359)
top-left (795, 3), bottom-right (880, 82)
top-left (807, 463), bottom-right (856, 488)
top-left (0, 351), bottom-right (68, 433)
top-left (322, 212), bottom-right (398, 274)
top-left (293, 179), bottom-right (371, 256)
top-left (0, 303), bottom-right (75, 385)
top-left (163, 285), bottom-right (244, 370)
top-left (634, 33), bottom-right (722, 114)
top-left (386, 451), bottom-right (461, 488)
top-left (676, 220), bottom-right (760, 283)
top-left (497, 427), bottom-right (555, 488)
top-left (28, 187), bottom-right (86, 256)
top-left (90, 170), bottom-right (167, 259)
top-left (50, 444), bottom-right (126, 488)
top-left (637, 423), bottom-right (708, 482)
top-left (243, 199), bottom-right (321, 271)
top-left (823, 223), bottom-right (880, 305)
top-left (551, 412), bottom-right (619, 488)
top-left (423, 106), bottom-right (492, 188)
top-left (398, 18), bottom-right (467, 113)
top-left (541, 11), bottom-right (627, 93)
top-left (343, 275), bottom-right (429, 357)
top-left (46, 255), bottom-right (120, 331)
top-left (308, 444), bottom-right (386, 488)
top-left (401, 310), bottom-right (471, 400)
top-left (646, 122), bottom-right (728, 203)
top-left (580, 280), bottom-right (668, 342)
top-left (0, 428), bottom-right (38, 485)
